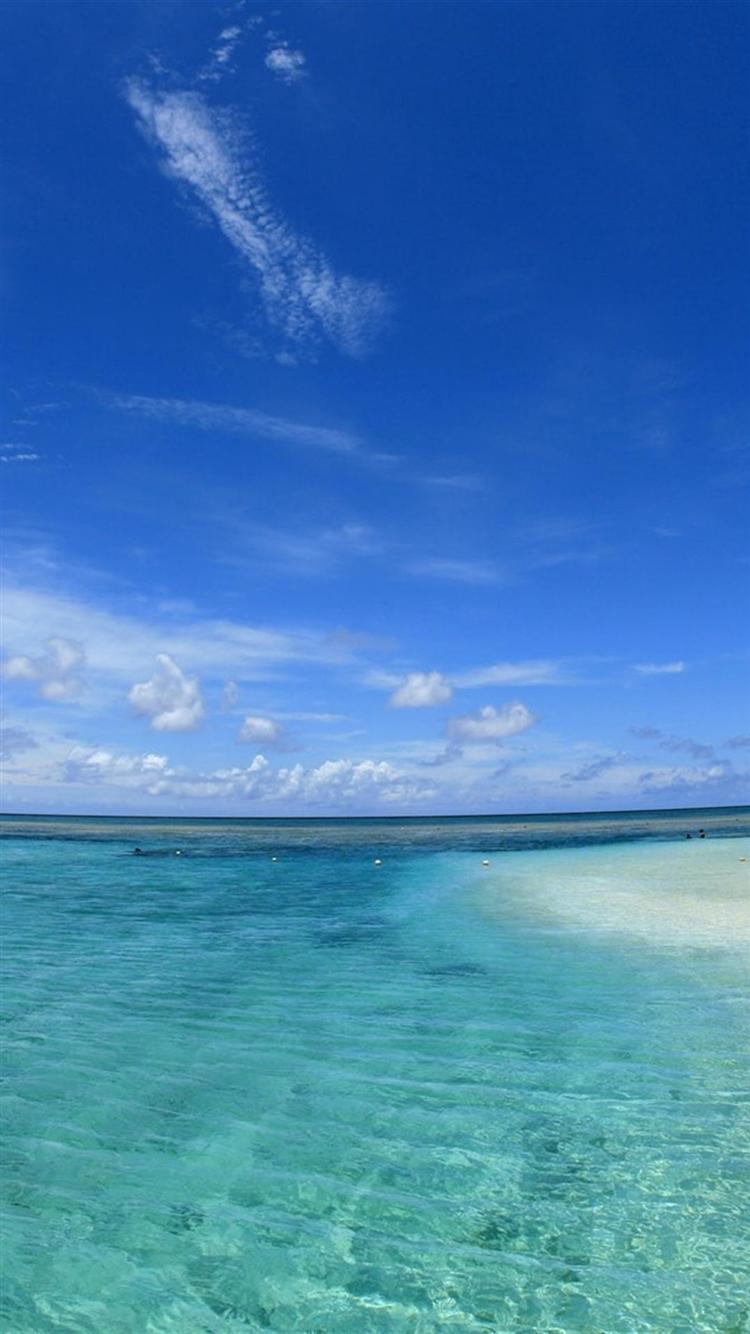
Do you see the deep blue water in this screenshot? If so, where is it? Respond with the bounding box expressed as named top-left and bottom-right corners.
top-left (1, 808), bottom-right (749, 1332)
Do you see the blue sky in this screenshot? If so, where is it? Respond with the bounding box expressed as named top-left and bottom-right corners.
top-left (1, 0), bottom-right (748, 815)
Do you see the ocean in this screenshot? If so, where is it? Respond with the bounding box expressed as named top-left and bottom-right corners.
top-left (1, 807), bottom-right (749, 1332)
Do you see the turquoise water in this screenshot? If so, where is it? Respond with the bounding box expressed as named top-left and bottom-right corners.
top-left (2, 809), bottom-right (749, 1332)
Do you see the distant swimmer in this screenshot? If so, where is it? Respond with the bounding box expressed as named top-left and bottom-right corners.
top-left (134, 847), bottom-right (143, 855)
top-left (699, 830), bottom-right (706, 839)
top-left (685, 833), bottom-right (692, 839)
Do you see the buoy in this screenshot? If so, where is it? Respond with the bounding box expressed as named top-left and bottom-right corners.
top-left (271, 856), bottom-right (278, 862)
top-left (482, 859), bottom-right (490, 866)
top-left (374, 858), bottom-right (382, 866)
top-left (175, 850), bottom-right (182, 856)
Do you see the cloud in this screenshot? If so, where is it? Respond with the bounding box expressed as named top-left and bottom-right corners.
top-left (265, 46), bottom-right (306, 83)
top-left (64, 746), bottom-right (173, 787)
top-left (725, 734), bottom-right (750, 750)
top-left (629, 726), bottom-right (715, 760)
top-left (634, 661), bottom-right (686, 676)
top-left (636, 762), bottom-right (731, 793)
top-left (237, 714), bottom-right (295, 750)
top-left (452, 660), bottom-right (566, 688)
top-left (3, 636), bottom-right (85, 701)
top-left (445, 702), bottom-right (537, 745)
top-left (0, 443), bottom-right (40, 464)
top-left (238, 522), bottom-right (380, 575)
top-left (0, 726), bottom-right (38, 761)
top-left (62, 745), bottom-right (434, 808)
top-left (128, 654), bottom-right (204, 731)
top-left (389, 671), bottom-right (453, 708)
top-left (200, 24), bottom-right (245, 82)
top-left (125, 82), bottom-right (389, 356)
top-left (2, 581), bottom-right (356, 690)
top-left (562, 753), bottom-right (630, 783)
top-left (407, 558), bottom-right (500, 585)
top-left (110, 392), bottom-right (362, 454)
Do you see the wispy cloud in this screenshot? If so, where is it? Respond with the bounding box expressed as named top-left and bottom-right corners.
top-left (1, 443), bottom-right (40, 464)
top-left (407, 557), bottom-right (501, 585)
top-left (452, 660), bottom-right (567, 688)
top-left (125, 81), bottom-right (389, 356)
top-left (109, 392), bottom-right (362, 454)
top-left (2, 581), bottom-right (359, 695)
top-left (634, 661), bottom-right (686, 676)
top-left (225, 522), bottom-right (381, 576)
top-left (630, 725), bottom-right (715, 760)
top-left (561, 752), bottom-right (631, 783)
top-left (199, 24), bottom-right (245, 82)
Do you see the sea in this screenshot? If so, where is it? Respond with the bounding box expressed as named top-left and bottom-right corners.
top-left (1, 806), bottom-right (749, 1333)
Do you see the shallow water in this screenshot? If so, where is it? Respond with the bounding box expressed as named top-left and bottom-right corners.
top-left (1, 810), bottom-right (749, 1332)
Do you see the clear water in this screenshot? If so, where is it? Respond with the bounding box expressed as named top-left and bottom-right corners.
top-left (2, 808), bottom-right (749, 1332)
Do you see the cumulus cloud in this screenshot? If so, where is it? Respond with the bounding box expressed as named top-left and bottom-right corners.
top-left (634, 661), bottom-right (685, 676)
top-left (445, 702), bottom-right (537, 746)
top-left (389, 671), bottom-right (453, 708)
top-left (265, 46), bottom-right (306, 83)
top-left (128, 654), bottom-right (204, 731)
top-left (63, 745), bottom-right (434, 808)
top-left (3, 636), bottom-right (85, 701)
top-left (64, 746), bottom-right (173, 789)
top-left (237, 714), bottom-right (295, 750)
top-left (125, 81), bottom-right (389, 356)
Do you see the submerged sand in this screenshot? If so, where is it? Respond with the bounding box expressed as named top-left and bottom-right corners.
top-left (475, 836), bottom-right (750, 949)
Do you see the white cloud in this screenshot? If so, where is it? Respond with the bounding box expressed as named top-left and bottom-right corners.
top-left (452, 659), bottom-right (565, 688)
top-left (265, 46), bottom-right (306, 83)
top-left (407, 558), bottom-right (499, 585)
top-left (238, 714), bottom-right (283, 744)
top-left (125, 82), bottom-right (389, 356)
top-left (65, 746), bottom-right (173, 788)
top-left (3, 636), bottom-right (85, 701)
top-left (110, 393), bottom-right (362, 454)
top-left (445, 702), bottom-right (537, 745)
top-left (200, 24), bottom-right (245, 82)
top-left (2, 582), bottom-right (354, 691)
top-left (128, 654), bottom-right (204, 731)
top-left (389, 671), bottom-right (453, 708)
top-left (0, 443), bottom-right (40, 464)
top-left (634, 661), bottom-right (686, 676)
top-left (61, 745), bottom-right (433, 808)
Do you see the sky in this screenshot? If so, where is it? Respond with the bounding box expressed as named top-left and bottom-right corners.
top-left (1, 0), bottom-right (748, 816)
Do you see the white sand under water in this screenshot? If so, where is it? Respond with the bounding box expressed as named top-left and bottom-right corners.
top-left (475, 837), bottom-right (750, 949)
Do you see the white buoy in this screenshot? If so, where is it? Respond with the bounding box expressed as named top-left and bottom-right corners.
top-left (374, 858), bottom-right (382, 866)
top-left (271, 856), bottom-right (278, 862)
top-left (482, 858), bottom-right (490, 866)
